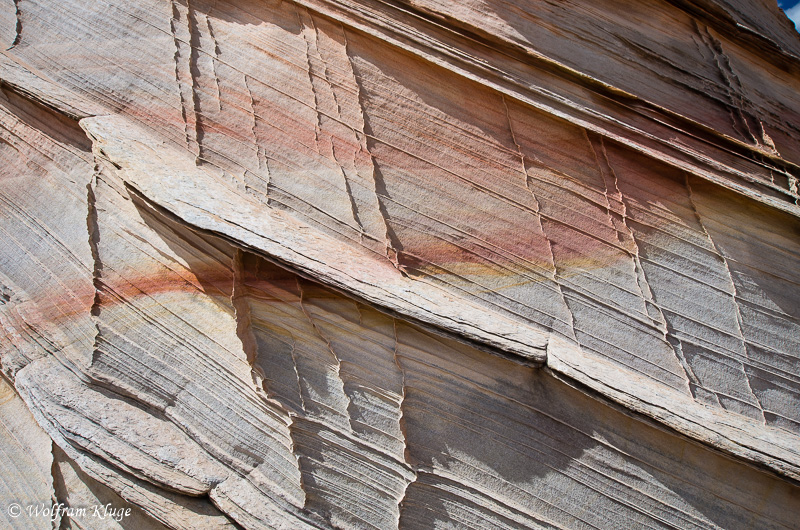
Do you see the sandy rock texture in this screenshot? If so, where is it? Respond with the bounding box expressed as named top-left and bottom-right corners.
top-left (1, 0), bottom-right (800, 528)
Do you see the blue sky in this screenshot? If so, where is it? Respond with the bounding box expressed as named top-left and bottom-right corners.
top-left (779, 0), bottom-right (800, 28)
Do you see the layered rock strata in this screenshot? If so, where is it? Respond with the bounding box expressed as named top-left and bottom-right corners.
top-left (1, 0), bottom-right (800, 528)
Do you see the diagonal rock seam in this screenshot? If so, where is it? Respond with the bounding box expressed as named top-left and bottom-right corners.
top-left (74, 111), bottom-right (800, 487)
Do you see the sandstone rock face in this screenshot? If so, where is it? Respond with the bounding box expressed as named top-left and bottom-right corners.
top-left (1, 0), bottom-right (800, 528)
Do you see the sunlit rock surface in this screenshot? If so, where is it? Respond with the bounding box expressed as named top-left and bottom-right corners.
top-left (1, 0), bottom-right (800, 528)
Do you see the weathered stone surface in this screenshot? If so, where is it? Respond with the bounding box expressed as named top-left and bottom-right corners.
top-left (1, 0), bottom-right (800, 528)
top-left (0, 376), bottom-right (54, 530)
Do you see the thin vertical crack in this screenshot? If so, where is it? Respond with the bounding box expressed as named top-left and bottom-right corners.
top-left (695, 22), bottom-right (760, 146)
top-left (6, 0), bottom-right (21, 51)
top-left (50, 442), bottom-right (68, 530)
top-left (341, 23), bottom-right (405, 273)
top-left (665, 321), bottom-right (705, 403)
top-left (296, 4), bottom-right (322, 154)
top-left (244, 75), bottom-right (271, 205)
top-left (231, 249), bottom-right (257, 366)
top-left (244, 75), bottom-right (259, 165)
top-left (391, 319), bottom-right (412, 467)
top-left (231, 253), bottom-right (307, 510)
top-left (315, 22), bottom-right (367, 239)
top-left (341, 164), bottom-right (367, 241)
top-left (286, 335), bottom-right (306, 414)
top-left (685, 174), bottom-right (766, 423)
top-left (169, 0), bottom-right (192, 152)
top-left (205, 12), bottom-right (223, 113)
top-left (187, 0), bottom-right (205, 166)
top-left (86, 160), bottom-right (107, 374)
top-left (314, 21), bottom-right (344, 120)
top-left (592, 135), bottom-right (692, 394)
top-left (86, 165), bottom-right (102, 320)
top-left (587, 132), bottom-right (669, 331)
top-left (295, 278), bottom-right (354, 431)
top-left (297, 8), bottom-right (365, 238)
top-left (503, 94), bottom-right (577, 341)
top-left (392, 319), bottom-right (417, 528)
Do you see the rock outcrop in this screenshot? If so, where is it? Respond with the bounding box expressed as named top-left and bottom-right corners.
top-left (1, 0), bottom-right (800, 528)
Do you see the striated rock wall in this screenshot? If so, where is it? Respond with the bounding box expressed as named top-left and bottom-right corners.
top-left (1, 0), bottom-right (800, 528)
